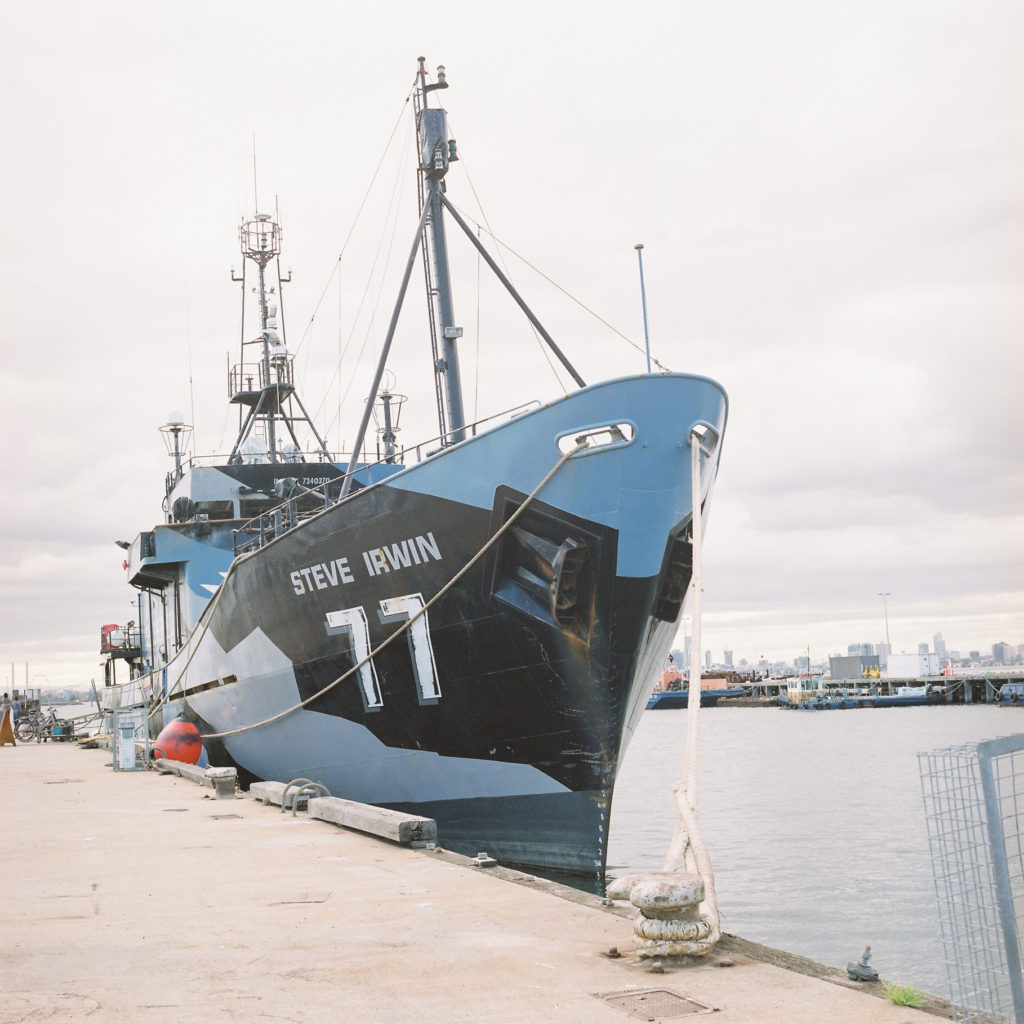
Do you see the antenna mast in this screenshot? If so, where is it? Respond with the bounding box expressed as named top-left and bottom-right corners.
top-left (414, 58), bottom-right (466, 446)
top-left (227, 212), bottom-right (332, 464)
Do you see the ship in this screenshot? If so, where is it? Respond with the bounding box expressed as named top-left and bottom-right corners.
top-left (98, 58), bottom-right (729, 877)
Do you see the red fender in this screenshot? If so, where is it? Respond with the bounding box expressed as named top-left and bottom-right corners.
top-left (153, 719), bottom-right (203, 765)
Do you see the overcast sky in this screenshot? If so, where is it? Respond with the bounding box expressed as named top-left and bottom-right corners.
top-left (2, 0), bottom-right (1021, 691)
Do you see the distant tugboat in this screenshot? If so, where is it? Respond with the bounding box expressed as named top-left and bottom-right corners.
top-left (780, 676), bottom-right (947, 710)
top-left (998, 682), bottom-right (1024, 705)
top-left (646, 656), bottom-right (744, 708)
top-left (99, 58), bottom-right (728, 877)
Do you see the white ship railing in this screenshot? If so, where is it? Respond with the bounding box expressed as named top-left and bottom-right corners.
top-left (230, 400), bottom-right (540, 557)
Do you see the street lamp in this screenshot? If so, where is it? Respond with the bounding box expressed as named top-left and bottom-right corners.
top-left (878, 592), bottom-right (892, 651)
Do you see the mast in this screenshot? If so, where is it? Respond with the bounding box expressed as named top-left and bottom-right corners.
top-left (415, 58), bottom-right (466, 445)
top-left (338, 58), bottom-right (585, 490)
top-left (227, 213), bottom-right (332, 464)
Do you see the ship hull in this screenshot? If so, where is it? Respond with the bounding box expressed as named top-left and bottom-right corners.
top-left (140, 373), bottom-right (726, 876)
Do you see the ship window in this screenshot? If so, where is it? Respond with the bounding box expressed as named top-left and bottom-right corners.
top-left (240, 498), bottom-right (276, 518)
top-left (195, 500), bottom-right (234, 520)
top-left (296, 493), bottom-right (328, 514)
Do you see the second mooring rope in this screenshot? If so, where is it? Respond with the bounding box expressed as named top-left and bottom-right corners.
top-left (608, 425), bottom-right (721, 957)
top-left (194, 441), bottom-right (583, 740)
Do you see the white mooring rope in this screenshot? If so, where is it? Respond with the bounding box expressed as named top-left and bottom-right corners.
top-left (607, 424), bottom-right (721, 957)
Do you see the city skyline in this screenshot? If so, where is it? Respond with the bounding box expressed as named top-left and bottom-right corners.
top-left (6, 629), bottom-right (1021, 695)
top-left (670, 628), bottom-right (1022, 672)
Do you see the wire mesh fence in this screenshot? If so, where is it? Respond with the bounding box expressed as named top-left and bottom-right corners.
top-left (919, 733), bottom-right (1024, 1024)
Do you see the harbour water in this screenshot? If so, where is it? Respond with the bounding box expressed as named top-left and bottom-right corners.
top-left (608, 703), bottom-right (1020, 997)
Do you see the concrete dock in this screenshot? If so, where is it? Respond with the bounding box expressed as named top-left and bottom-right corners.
top-left (1, 741), bottom-right (949, 1023)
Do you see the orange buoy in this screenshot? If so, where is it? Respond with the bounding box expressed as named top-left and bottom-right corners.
top-left (153, 719), bottom-right (203, 764)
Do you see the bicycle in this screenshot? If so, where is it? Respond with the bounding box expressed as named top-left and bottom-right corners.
top-left (14, 706), bottom-right (61, 743)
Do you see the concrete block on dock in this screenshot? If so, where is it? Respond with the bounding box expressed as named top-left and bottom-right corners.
top-left (172, 762), bottom-right (210, 785)
top-left (308, 796), bottom-right (437, 846)
top-left (154, 758), bottom-right (236, 797)
top-left (249, 780), bottom-right (288, 806)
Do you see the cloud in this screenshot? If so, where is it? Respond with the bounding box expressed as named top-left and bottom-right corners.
top-left (1, 0), bottom-right (1021, 689)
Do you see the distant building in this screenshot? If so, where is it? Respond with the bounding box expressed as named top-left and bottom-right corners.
top-left (795, 655), bottom-right (810, 672)
top-left (876, 642), bottom-right (891, 669)
top-left (830, 654), bottom-right (880, 679)
top-left (848, 642), bottom-right (874, 657)
top-left (704, 650), bottom-right (712, 671)
top-left (933, 633), bottom-right (947, 661)
top-left (993, 642), bottom-right (1010, 665)
top-left (918, 642), bottom-right (929, 655)
top-left (724, 649), bottom-right (734, 668)
top-left (889, 652), bottom-right (941, 677)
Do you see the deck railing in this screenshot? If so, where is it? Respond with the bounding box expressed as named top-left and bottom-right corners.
top-left (230, 400), bottom-right (540, 557)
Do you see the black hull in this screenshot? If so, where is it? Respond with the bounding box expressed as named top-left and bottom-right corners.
top-left (142, 375), bottom-right (727, 877)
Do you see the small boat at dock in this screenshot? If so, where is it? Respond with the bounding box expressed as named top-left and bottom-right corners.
top-left (779, 676), bottom-right (864, 710)
top-left (871, 684), bottom-right (947, 708)
top-left (996, 682), bottom-right (1023, 705)
top-left (646, 661), bottom-right (745, 708)
top-left (779, 676), bottom-right (948, 709)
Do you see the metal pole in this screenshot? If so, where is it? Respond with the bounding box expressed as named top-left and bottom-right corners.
top-left (339, 201), bottom-right (432, 500)
top-left (425, 179), bottom-right (466, 442)
top-left (635, 244), bottom-right (651, 373)
top-left (878, 592), bottom-right (891, 650)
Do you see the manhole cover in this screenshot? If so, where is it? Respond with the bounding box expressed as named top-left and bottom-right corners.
top-left (599, 988), bottom-right (716, 1020)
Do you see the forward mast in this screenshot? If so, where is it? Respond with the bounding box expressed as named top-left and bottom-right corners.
top-left (228, 212), bottom-right (332, 465)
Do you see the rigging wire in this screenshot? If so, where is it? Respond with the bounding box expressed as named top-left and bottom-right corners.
top-left (312, 123), bottom-right (414, 446)
top-left (290, 87), bottom-right (416, 361)
top-left (446, 198), bottom-right (671, 373)
top-left (455, 157), bottom-right (569, 394)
